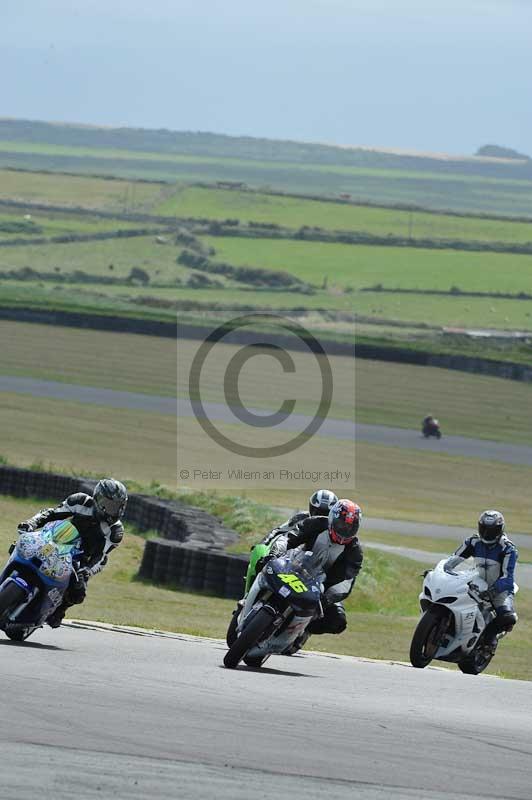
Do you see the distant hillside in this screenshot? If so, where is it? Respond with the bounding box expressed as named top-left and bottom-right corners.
top-left (476, 144), bottom-right (530, 161)
top-left (1, 118), bottom-right (532, 181)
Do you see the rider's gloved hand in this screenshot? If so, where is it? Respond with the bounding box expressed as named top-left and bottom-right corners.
top-left (76, 567), bottom-right (91, 585)
top-left (269, 539), bottom-right (287, 558)
top-left (17, 521), bottom-right (34, 533)
top-left (256, 556), bottom-right (272, 574)
top-left (469, 583), bottom-right (491, 602)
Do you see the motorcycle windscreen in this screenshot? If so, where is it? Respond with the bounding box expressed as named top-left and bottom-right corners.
top-left (45, 519), bottom-right (80, 547)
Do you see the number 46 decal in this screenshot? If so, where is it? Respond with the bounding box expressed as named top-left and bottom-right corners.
top-left (278, 573), bottom-right (308, 593)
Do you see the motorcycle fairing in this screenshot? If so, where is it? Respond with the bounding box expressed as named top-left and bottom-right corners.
top-left (0, 521), bottom-right (82, 630)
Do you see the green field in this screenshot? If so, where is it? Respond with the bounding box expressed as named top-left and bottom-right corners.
top-left (3, 118), bottom-right (532, 215)
top-left (0, 234), bottom-right (192, 282)
top-left (4, 278), bottom-right (532, 338)
top-left (0, 168), bottom-right (531, 337)
top-left (2, 323), bottom-right (532, 445)
top-left (0, 493), bottom-right (529, 679)
top-left (157, 185), bottom-right (532, 244)
top-left (4, 140), bottom-right (532, 184)
top-left (1, 226), bottom-right (532, 332)
top-left (1, 388), bottom-right (531, 530)
top-left (204, 235), bottom-right (532, 294)
top-left (0, 208), bottom-right (142, 240)
top-left (0, 168), bottom-right (166, 210)
top-left (3, 146), bottom-right (532, 216)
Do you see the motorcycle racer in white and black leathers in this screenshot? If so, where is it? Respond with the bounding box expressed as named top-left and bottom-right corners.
top-left (17, 478), bottom-right (127, 627)
top-left (270, 499), bottom-right (363, 640)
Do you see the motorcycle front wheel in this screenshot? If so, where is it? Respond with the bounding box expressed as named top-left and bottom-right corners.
top-left (4, 625), bottom-right (33, 642)
top-left (223, 606), bottom-right (275, 669)
top-left (226, 610), bottom-right (238, 647)
top-left (410, 607), bottom-right (449, 668)
top-left (0, 581), bottom-right (27, 624)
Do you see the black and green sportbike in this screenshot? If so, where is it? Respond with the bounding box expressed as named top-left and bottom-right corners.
top-left (223, 548), bottom-right (325, 669)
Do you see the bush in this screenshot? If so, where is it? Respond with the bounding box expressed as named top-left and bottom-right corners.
top-left (178, 249), bottom-right (308, 289)
top-left (127, 267), bottom-right (150, 285)
top-left (186, 272), bottom-right (223, 289)
top-left (0, 219), bottom-right (42, 234)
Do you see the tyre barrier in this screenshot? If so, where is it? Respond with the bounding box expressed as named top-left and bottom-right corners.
top-left (0, 465), bottom-right (248, 600)
top-left (138, 540), bottom-right (248, 600)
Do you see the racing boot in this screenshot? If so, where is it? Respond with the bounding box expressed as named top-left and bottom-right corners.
top-left (47, 605), bottom-right (66, 629)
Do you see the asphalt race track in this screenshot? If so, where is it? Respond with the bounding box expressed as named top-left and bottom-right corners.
top-left (3, 376), bottom-right (532, 466)
top-left (2, 622), bottom-right (531, 800)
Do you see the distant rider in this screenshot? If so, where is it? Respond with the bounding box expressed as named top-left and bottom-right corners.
top-left (17, 478), bottom-right (127, 627)
top-left (443, 510), bottom-right (518, 651)
top-left (270, 498), bottom-right (363, 646)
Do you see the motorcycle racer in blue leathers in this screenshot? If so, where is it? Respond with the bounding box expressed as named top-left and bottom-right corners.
top-left (444, 510), bottom-right (518, 650)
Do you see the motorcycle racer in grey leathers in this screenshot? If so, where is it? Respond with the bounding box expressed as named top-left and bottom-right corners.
top-left (17, 478), bottom-right (127, 627)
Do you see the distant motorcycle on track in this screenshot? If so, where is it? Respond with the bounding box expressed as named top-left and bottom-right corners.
top-left (422, 417), bottom-right (442, 439)
top-left (410, 558), bottom-right (517, 675)
top-left (223, 548), bottom-right (325, 669)
top-left (0, 520), bottom-right (83, 641)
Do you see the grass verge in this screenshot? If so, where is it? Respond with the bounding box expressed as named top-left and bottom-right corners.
top-left (1, 387), bottom-right (532, 531)
top-left (2, 323), bottom-right (532, 445)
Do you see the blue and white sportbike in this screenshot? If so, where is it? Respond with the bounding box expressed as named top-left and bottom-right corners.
top-left (0, 520), bottom-right (82, 641)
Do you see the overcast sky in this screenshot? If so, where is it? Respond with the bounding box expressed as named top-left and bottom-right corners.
top-left (1, 0), bottom-right (531, 155)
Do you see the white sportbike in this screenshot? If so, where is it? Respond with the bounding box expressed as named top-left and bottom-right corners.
top-left (410, 559), bottom-right (518, 675)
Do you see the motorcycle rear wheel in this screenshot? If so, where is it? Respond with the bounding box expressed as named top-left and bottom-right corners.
top-left (223, 607), bottom-right (275, 669)
top-left (0, 582), bottom-right (27, 624)
top-left (410, 607), bottom-right (448, 668)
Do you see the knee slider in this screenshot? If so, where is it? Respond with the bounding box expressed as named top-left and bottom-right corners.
top-left (496, 611), bottom-right (518, 631)
top-left (331, 616), bottom-right (347, 634)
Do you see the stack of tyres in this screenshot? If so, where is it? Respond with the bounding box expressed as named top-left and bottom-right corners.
top-left (203, 551), bottom-right (228, 596)
top-left (138, 538), bottom-right (158, 579)
top-left (167, 543), bottom-right (186, 585)
top-left (152, 540), bottom-right (173, 584)
top-left (182, 548), bottom-right (206, 592)
top-left (223, 555), bottom-right (248, 600)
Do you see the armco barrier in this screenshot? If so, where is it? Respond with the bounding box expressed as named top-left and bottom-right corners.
top-left (0, 466), bottom-right (248, 600)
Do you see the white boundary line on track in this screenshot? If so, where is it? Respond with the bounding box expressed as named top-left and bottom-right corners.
top-left (64, 618), bottom-right (503, 678)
